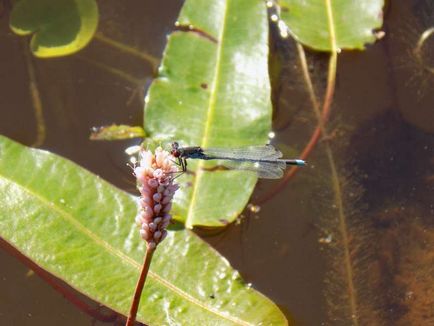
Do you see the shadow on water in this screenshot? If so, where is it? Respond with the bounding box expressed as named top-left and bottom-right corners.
top-left (340, 110), bottom-right (434, 325)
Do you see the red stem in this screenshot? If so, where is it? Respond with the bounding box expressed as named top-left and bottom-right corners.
top-left (256, 50), bottom-right (337, 205)
top-left (125, 246), bottom-right (155, 326)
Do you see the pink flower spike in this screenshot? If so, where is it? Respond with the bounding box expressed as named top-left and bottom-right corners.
top-left (139, 196), bottom-right (151, 206)
top-left (133, 147), bottom-right (179, 248)
top-left (154, 204), bottom-right (162, 214)
top-left (160, 230), bottom-right (168, 241)
top-left (142, 206), bottom-right (153, 218)
top-left (163, 202), bottom-right (172, 213)
top-left (169, 184), bottom-right (180, 192)
top-left (141, 223), bottom-right (150, 232)
top-left (139, 185), bottom-right (152, 196)
top-left (159, 179), bottom-right (170, 186)
top-left (161, 220), bottom-right (170, 229)
top-left (161, 196), bottom-right (172, 205)
top-left (134, 167), bottom-right (146, 183)
top-left (139, 151), bottom-right (153, 168)
top-left (155, 152), bottom-right (165, 167)
top-left (153, 169), bottom-right (164, 179)
top-left (148, 222), bottom-right (157, 232)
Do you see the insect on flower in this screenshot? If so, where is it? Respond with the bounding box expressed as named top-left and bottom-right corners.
top-left (170, 142), bottom-right (306, 179)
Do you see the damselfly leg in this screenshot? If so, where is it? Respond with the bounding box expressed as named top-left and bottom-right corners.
top-left (166, 157), bottom-right (188, 180)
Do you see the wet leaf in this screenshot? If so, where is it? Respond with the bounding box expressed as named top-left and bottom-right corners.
top-left (144, 0), bottom-right (272, 228)
top-left (89, 124), bottom-right (145, 140)
top-left (278, 0), bottom-right (384, 51)
top-left (0, 135), bottom-right (287, 325)
top-left (10, 0), bottom-right (98, 57)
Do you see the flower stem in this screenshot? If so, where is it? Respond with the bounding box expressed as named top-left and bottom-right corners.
top-left (126, 246), bottom-right (156, 326)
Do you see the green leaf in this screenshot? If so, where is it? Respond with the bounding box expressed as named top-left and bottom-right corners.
top-left (0, 135), bottom-right (287, 325)
top-left (278, 0), bottom-right (384, 51)
top-left (10, 0), bottom-right (98, 57)
top-left (89, 124), bottom-right (145, 141)
top-left (144, 0), bottom-right (272, 228)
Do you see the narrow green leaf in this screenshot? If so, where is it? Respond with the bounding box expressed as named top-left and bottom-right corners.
top-left (0, 135), bottom-right (287, 325)
top-left (144, 0), bottom-right (272, 228)
top-left (89, 124), bottom-right (146, 141)
top-left (10, 0), bottom-right (98, 57)
top-left (278, 0), bottom-right (384, 51)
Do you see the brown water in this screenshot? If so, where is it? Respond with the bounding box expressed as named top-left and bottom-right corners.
top-left (1, 0), bottom-right (433, 325)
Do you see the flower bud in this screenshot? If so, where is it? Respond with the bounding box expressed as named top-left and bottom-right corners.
top-left (140, 228), bottom-right (151, 240)
top-left (147, 178), bottom-right (158, 188)
top-left (153, 231), bottom-right (162, 240)
top-left (154, 204), bottom-right (162, 214)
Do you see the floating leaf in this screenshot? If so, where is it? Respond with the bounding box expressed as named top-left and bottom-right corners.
top-left (10, 0), bottom-right (98, 57)
top-left (89, 124), bottom-right (145, 140)
top-left (278, 0), bottom-right (384, 51)
top-left (0, 135), bottom-right (287, 325)
top-left (144, 0), bottom-right (272, 228)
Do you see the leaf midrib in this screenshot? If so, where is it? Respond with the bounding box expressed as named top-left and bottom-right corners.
top-left (0, 172), bottom-right (252, 325)
top-left (185, 0), bottom-right (230, 228)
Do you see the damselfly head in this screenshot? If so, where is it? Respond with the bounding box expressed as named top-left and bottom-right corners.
top-left (171, 142), bottom-right (181, 157)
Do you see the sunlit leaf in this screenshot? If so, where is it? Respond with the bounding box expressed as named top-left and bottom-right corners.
top-left (0, 135), bottom-right (287, 325)
top-left (10, 0), bottom-right (98, 57)
top-left (144, 0), bottom-right (272, 228)
top-left (278, 0), bottom-right (384, 51)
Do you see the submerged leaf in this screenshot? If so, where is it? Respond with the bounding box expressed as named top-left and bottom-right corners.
top-left (10, 0), bottom-right (98, 57)
top-left (277, 0), bottom-right (384, 51)
top-left (0, 135), bottom-right (287, 325)
top-left (144, 0), bottom-right (272, 227)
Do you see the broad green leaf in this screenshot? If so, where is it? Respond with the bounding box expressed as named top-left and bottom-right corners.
top-left (278, 0), bottom-right (384, 51)
top-left (10, 0), bottom-right (98, 57)
top-left (89, 124), bottom-right (145, 140)
top-left (144, 0), bottom-right (272, 228)
top-left (0, 136), bottom-right (287, 325)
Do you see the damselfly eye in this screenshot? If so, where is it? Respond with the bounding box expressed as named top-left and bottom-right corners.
top-left (171, 150), bottom-right (180, 158)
